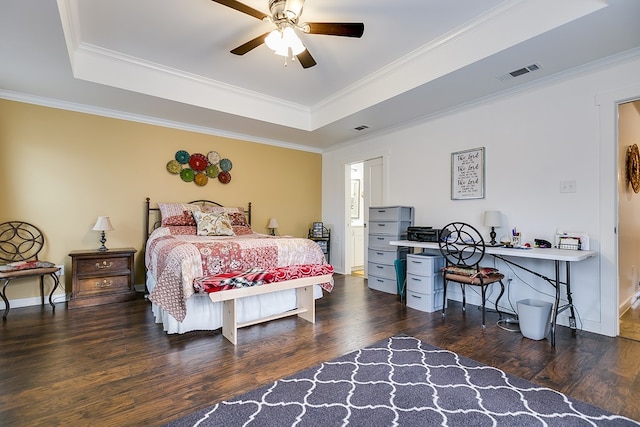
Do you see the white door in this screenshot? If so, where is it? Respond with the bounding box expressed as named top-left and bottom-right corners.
top-left (363, 157), bottom-right (384, 277)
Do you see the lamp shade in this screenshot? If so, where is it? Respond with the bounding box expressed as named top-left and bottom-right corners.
top-left (267, 218), bottom-right (279, 229)
top-left (483, 211), bottom-right (502, 227)
top-left (92, 216), bottom-right (114, 231)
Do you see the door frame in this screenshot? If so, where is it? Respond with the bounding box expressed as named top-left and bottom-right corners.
top-left (597, 83), bottom-right (640, 337)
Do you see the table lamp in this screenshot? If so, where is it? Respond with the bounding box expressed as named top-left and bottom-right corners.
top-left (483, 210), bottom-right (502, 246)
top-left (267, 218), bottom-right (279, 236)
top-left (92, 216), bottom-right (114, 251)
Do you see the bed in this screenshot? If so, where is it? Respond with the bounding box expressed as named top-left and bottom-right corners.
top-left (143, 198), bottom-right (333, 334)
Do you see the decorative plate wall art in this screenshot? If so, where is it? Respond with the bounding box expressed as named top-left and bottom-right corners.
top-left (166, 150), bottom-right (233, 186)
top-left (627, 144), bottom-right (640, 193)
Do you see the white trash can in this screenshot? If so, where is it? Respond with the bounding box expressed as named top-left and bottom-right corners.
top-left (517, 299), bottom-right (552, 340)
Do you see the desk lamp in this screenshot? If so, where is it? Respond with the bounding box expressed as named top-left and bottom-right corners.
top-left (483, 211), bottom-right (502, 246)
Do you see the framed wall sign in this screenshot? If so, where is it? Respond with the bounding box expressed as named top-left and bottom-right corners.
top-left (451, 147), bottom-right (485, 200)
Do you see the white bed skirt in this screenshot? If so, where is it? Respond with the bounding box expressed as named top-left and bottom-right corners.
top-left (146, 274), bottom-right (324, 334)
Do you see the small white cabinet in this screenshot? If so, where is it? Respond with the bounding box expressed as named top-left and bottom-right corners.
top-left (367, 206), bottom-right (413, 294)
top-left (406, 252), bottom-right (447, 312)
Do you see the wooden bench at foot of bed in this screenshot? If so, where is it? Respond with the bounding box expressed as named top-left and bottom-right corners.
top-left (208, 274), bottom-right (333, 345)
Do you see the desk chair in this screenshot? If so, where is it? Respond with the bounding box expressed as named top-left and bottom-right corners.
top-left (0, 221), bottom-right (60, 320)
top-left (438, 222), bottom-right (505, 328)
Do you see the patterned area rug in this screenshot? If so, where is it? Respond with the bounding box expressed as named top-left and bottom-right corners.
top-left (166, 335), bottom-right (639, 426)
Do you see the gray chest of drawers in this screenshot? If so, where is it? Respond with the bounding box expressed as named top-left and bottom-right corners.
top-left (367, 206), bottom-right (413, 294)
top-left (406, 252), bottom-right (447, 312)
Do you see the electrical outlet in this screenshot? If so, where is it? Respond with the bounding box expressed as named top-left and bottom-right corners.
top-left (56, 265), bottom-right (64, 276)
top-left (560, 180), bottom-right (576, 193)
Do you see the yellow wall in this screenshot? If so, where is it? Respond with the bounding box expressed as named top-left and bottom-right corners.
top-left (0, 99), bottom-right (322, 301)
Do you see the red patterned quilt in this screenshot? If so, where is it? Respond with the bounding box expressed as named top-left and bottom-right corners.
top-left (145, 227), bottom-right (331, 322)
top-left (193, 264), bottom-right (334, 293)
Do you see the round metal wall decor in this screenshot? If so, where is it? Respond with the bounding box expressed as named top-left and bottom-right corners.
top-left (627, 144), bottom-right (640, 193)
top-left (167, 150), bottom-right (232, 186)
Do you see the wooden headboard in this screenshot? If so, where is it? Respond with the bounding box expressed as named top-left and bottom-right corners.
top-left (144, 197), bottom-right (252, 239)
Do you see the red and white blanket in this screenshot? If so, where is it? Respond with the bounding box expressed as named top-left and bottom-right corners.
top-left (145, 226), bottom-right (331, 322)
top-left (193, 264), bottom-right (334, 293)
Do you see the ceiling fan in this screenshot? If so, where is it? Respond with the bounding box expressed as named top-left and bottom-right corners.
top-left (211, 0), bottom-right (364, 69)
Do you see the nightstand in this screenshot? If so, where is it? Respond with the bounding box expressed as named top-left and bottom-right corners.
top-left (68, 247), bottom-right (137, 308)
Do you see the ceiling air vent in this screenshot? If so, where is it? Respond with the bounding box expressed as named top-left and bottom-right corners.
top-left (353, 125), bottom-right (370, 131)
top-left (496, 63), bottom-right (542, 82)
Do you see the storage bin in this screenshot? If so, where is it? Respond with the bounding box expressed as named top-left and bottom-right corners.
top-left (369, 220), bottom-right (412, 236)
top-left (406, 273), bottom-right (443, 293)
top-left (368, 234), bottom-right (400, 250)
top-left (369, 206), bottom-right (413, 222)
top-left (517, 299), bottom-right (552, 340)
top-left (407, 290), bottom-right (446, 313)
top-left (368, 262), bottom-right (397, 280)
top-left (368, 248), bottom-right (407, 264)
top-left (407, 253), bottom-right (445, 275)
top-left (368, 275), bottom-right (397, 294)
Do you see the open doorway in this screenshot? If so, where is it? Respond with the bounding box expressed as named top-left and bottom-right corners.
top-left (344, 158), bottom-right (384, 277)
top-left (618, 98), bottom-right (640, 341)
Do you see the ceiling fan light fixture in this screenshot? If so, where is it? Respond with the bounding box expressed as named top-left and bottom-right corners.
top-left (265, 26), bottom-right (305, 57)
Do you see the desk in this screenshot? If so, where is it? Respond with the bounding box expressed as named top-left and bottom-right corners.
top-left (390, 240), bottom-right (597, 346)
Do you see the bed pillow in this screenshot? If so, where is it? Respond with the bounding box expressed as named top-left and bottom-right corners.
top-left (158, 203), bottom-right (200, 226)
top-left (192, 211), bottom-right (235, 236)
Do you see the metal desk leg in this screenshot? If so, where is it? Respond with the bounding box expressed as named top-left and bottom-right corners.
top-left (565, 261), bottom-right (577, 329)
top-left (551, 260), bottom-right (560, 346)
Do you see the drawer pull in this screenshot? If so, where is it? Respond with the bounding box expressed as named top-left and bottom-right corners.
top-left (96, 261), bottom-right (114, 269)
top-left (376, 237), bottom-right (384, 241)
top-left (411, 260), bottom-right (422, 264)
top-left (376, 252), bottom-right (384, 255)
top-left (411, 277), bottom-right (421, 281)
top-left (95, 279), bottom-right (113, 288)
top-left (411, 294), bottom-right (423, 299)
top-left (376, 265), bottom-right (384, 269)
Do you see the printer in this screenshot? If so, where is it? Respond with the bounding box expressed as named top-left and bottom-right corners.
top-left (407, 226), bottom-right (450, 242)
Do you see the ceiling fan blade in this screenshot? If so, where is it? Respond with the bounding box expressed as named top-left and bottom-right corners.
top-left (296, 49), bottom-right (317, 69)
top-left (305, 22), bottom-right (364, 38)
top-left (230, 32), bottom-right (270, 55)
top-left (211, 0), bottom-right (268, 20)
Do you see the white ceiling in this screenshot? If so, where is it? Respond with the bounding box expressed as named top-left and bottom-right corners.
top-left (1, 0), bottom-right (639, 151)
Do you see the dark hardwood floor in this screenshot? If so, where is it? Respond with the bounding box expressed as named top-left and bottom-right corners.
top-left (2, 274), bottom-right (640, 426)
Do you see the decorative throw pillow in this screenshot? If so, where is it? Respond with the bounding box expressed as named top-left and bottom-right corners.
top-left (192, 211), bottom-right (235, 236)
top-left (158, 203), bottom-right (200, 226)
top-left (227, 211), bottom-right (249, 227)
top-left (232, 225), bottom-right (253, 235)
top-left (0, 260), bottom-right (56, 272)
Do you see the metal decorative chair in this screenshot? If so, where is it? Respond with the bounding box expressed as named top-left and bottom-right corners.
top-left (438, 222), bottom-right (505, 328)
top-left (0, 221), bottom-right (60, 320)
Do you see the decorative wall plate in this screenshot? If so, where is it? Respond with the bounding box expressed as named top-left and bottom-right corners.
top-left (194, 172), bottom-right (208, 186)
top-left (180, 168), bottom-right (195, 182)
top-left (175, 150), bottom-right (190, 164)
top-left (207, 151), bottom-right (220, 164)
top-left (189, 153), bottom-right (207, 171)
top-left (220, 158), bottom-right (233, 172)
top-left (627, 144), bottom-right (640, 193)
top-left (166, 160), bottom-right (181, 174)
top-left (218, 171), bottom-right (231, 184)
top-left (206, 164), bottom-right (219, 178)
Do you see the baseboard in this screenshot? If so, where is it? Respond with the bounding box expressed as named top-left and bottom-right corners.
top-left (0, 290), bottom-right (69, 310)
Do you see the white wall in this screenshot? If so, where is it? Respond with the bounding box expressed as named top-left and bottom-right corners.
top-left (323, 53), bottom-right (640, 337)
